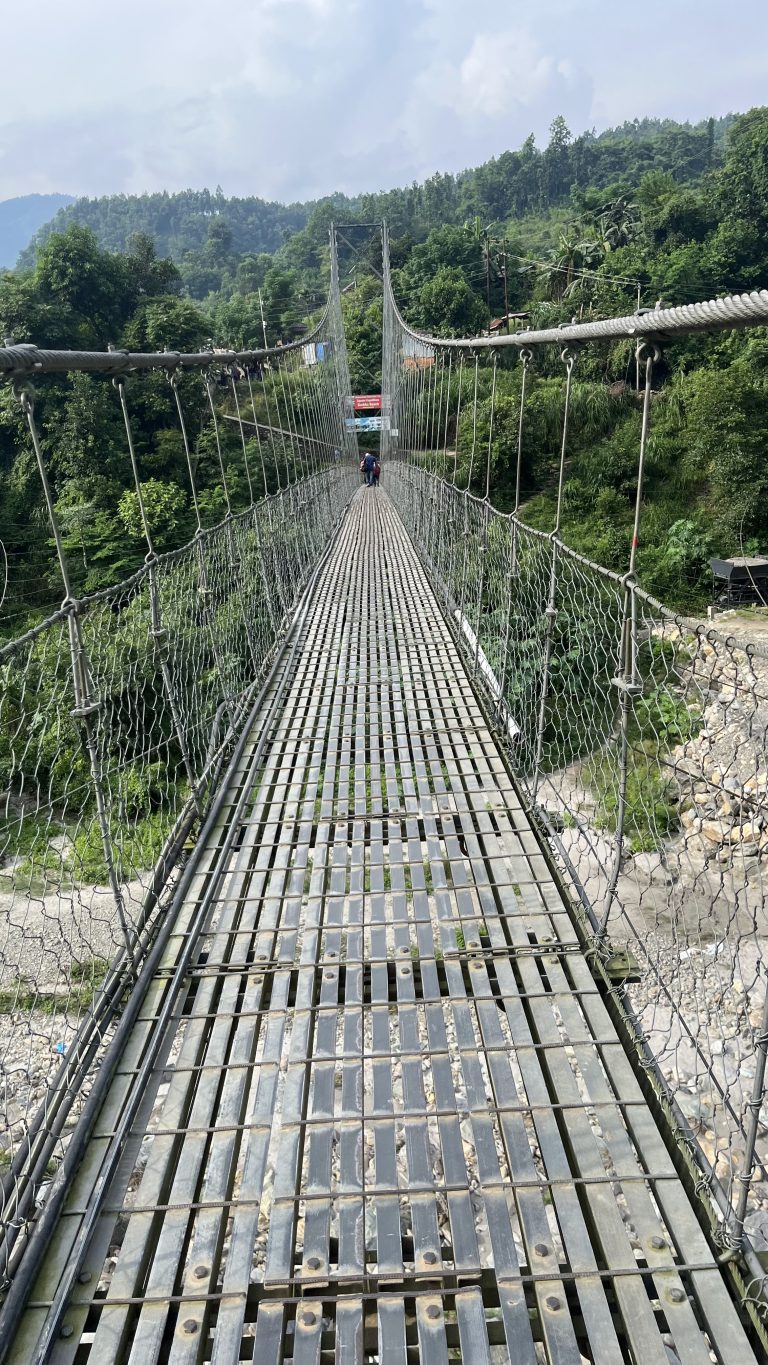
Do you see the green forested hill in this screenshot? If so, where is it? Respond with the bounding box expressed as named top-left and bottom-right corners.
top-left (18, 188), bottom-right (311, 276)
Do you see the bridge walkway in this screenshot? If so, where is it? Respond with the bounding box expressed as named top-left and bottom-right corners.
top-left (12, 491), bottom-right (758, 1363)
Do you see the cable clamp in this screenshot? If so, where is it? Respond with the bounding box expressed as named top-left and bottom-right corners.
top-left (611, 675), bottom-right (642, 697)
top-left (70, 699), bottom-right (101, 720)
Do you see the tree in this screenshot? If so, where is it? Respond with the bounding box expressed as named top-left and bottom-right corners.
top-left (126, 233), bottom-right (182, 298)
top-left (644, 189), bottom-right (714, 247)
top-left (544, 228), bottom-right (603, 298)
top-left (342, 277), bottom-right (383, 393)
top-left (214, 292), bottom-right (267, 349)
top-left (549, 115), bottom-right (572, 150)
top-left (684, 366), bottom-right (768, 543)
top-left (542, 116), bottom-right (573, 204)
top-left (235, 253), bottom-right (272, 295)
top-left (719, 108), bottom-right (768, 233)
top-left (204, 219), bottom-right (234, 266)
top-left (34, 225), bottom-right (132, 345)
top-left (705, 219), bottom-right (768, 292)
top-left (397, 226), bottom-right (485, 314)
top-left (118, 479), bottom-right (189, 551)
top-left (122, 298), bottom-right (209, 352)
top-left (260, 265), bottom-right (300, 341)
top-left (597, 194), bottom-right (639, 249)
top-left (414, 266), bottom-right (487, 336)
top-left (637, 169), bottom-right (676, 216)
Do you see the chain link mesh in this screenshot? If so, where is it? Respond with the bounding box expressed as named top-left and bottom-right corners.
top-left (389, 459), bottom-right (768, 1251)
top-left (0, 240), bottom-right (357, 1283)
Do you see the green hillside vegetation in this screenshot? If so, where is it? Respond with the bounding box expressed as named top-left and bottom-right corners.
top-left (17, 187), bottom-right (310, 278)
top-left (0, 228), bottom-right (309, 631)
top-left (1, 108), bottom-right (767, 633)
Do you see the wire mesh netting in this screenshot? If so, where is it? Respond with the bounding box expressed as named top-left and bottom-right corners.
top-left (0, 246), bottom-right (358, 1285)
top-left (389, 458), bottom-right (768, 1251)
top-left (381, 226), bottom-right (768, 1271)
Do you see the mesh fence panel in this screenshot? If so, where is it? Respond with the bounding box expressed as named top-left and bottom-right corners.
top-left (381, 226), bottom-right (768, 1267)
top-left (0, 461), bottom-right (356, 1280)
top-left (388, 454), bottom-right (768, 1259)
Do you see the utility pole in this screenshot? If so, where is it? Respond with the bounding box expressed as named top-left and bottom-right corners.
top-left (484, 231), bottom-right (492, 334)
top-left (501, 240), bottom-right (509, 333)
top-left (258, 289), bottom-right (269, 351)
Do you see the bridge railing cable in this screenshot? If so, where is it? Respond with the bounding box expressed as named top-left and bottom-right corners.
top-left (382, 224), bottom-right (768, 1302)
top-left (0, 229), bottom-right (358, 1288)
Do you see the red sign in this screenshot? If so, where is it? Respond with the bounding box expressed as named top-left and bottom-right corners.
top-left (353, 394), bottom-right (382, 411)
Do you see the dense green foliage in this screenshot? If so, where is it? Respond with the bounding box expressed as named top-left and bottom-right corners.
top-left (0, 228), bottom-right (304, 630)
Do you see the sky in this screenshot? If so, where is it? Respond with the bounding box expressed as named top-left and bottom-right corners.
top-left (2, 0), bottom-right (768, 204)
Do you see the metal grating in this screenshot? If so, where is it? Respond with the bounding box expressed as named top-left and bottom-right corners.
top-left (12, 490), bottom-right (760, 1363)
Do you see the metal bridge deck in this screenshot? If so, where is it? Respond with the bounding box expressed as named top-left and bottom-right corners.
top-left (13, 492), bottom-right (758, 1363)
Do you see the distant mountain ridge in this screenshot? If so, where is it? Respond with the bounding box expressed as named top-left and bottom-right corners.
top-left (0, 194), bottom-right (75, 268)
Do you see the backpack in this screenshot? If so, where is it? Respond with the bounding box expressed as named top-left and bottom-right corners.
top-left (374, 462), bottom-right (381, 478)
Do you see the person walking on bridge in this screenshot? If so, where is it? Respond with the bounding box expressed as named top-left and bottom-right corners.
top-left (360, 450), bottom-right (376, 486)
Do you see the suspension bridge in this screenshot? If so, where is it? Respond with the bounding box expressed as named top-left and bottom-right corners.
top-left (0, 229), bottom-right (767, 1362)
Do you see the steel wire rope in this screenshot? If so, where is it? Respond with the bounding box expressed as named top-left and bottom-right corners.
top-left (599, 339), bottom-right (660, 937)
top-left (436, 351), bottom-right (454, 577)
top-left (264, 358), bottom-right (289, 486)
top-left (433, 351), bottom-right (445, 474)
top-left (470, 352), bottom-right (498, 679)
top-left (455, 354), bottom-right (481, 650)
top-left (204, 372), bottom-right (267, 680)
top-left (0, 542), bottom-right (10, 615)
top-left (204, 373), bottom-right (234, 519)
top-left (244, 370), bottom-right (270, 496)
top-left (496, 348), bottom-right (532, 728)
top-left (531, 346), bottom-right (575, 804)
top-left (441, 352), bottom-right (452, 485)
top-left (443, 354), bottom-right (466, 617)
top-left (278, 347), bottom-right (304, 482)
top-left (115, 376), bottom-right (201, 805)
top-left (227, 373), bottom-right (256, 504)
top-left (295, 347), bottom-right (319, 479)
top-left (257, 357), bottom-right (285, 491)
top-left (169, 371), bottom-right (240, 735)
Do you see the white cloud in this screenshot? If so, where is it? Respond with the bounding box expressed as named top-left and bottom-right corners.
top-left (458, 31), bottom-right (559, 118)
top-left (0, 0), bottom-right (767, 203)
